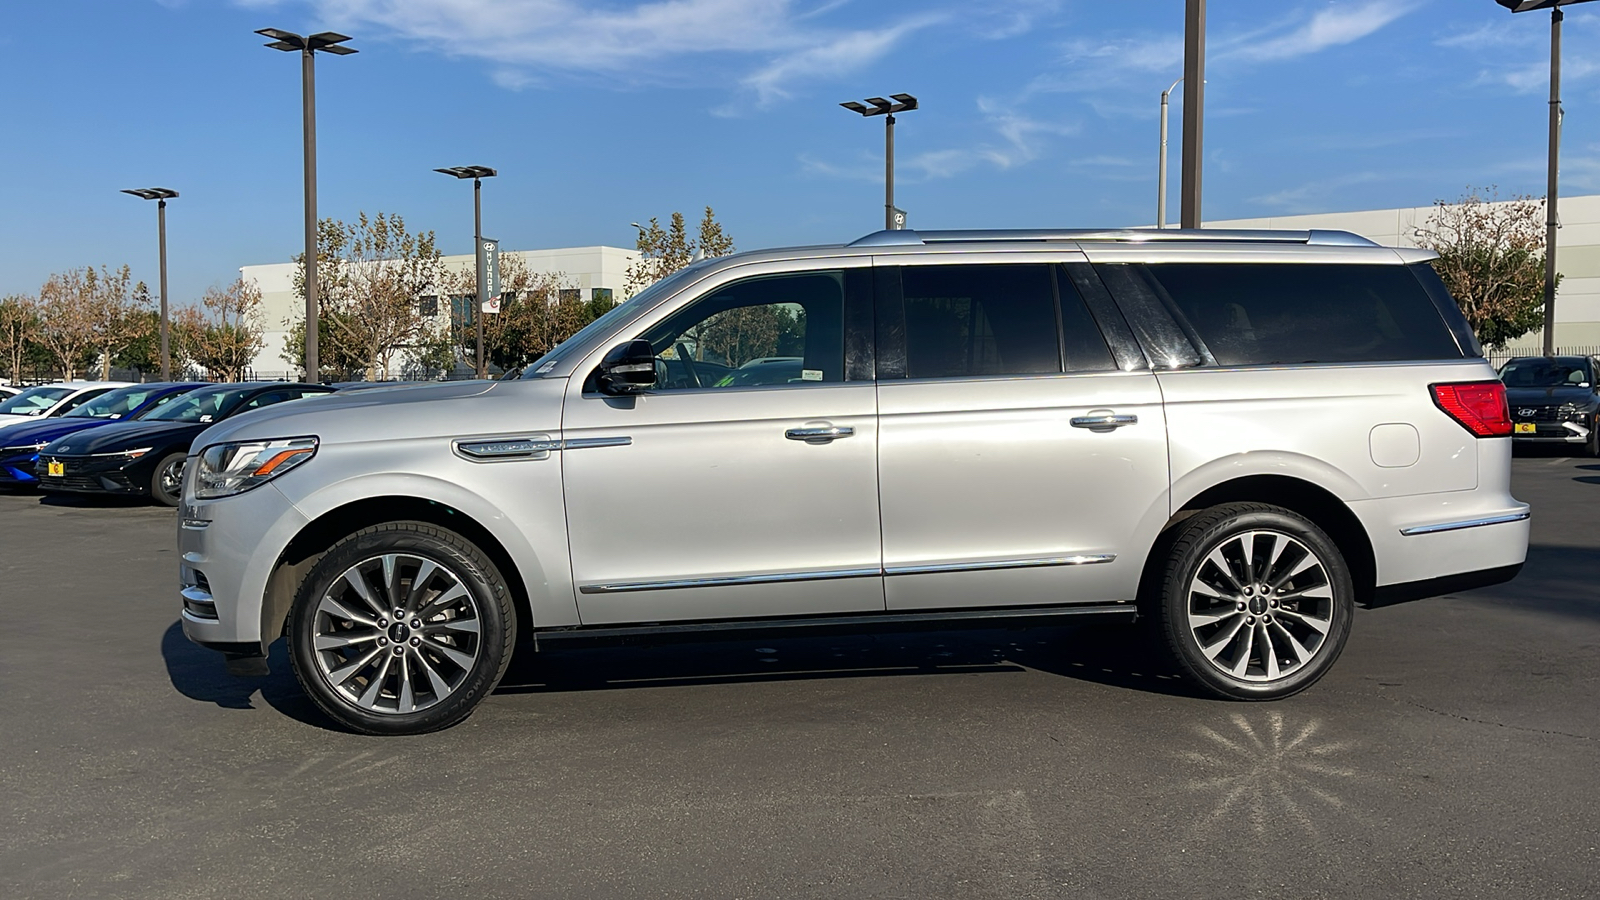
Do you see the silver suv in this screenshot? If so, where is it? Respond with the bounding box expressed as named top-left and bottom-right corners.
top-left (179, 228), bottom-right (1529, 735)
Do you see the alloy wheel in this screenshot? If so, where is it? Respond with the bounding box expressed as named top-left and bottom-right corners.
top-left (1185, 529), bottom-right (1334, 683)
top-left (310, 553), bottom-right (483, 714)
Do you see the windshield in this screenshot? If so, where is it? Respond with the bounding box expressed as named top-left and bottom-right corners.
top-left (64, 386), bottom-right (168, 420)
top-left (1500, 358), bottom-right (1591, 388)
top-left (142, 387), bottom-right (256, 423)
top-left (521, 264), bottom-right (707, 377)
top-left (0, 386), bottom-right (73, 416)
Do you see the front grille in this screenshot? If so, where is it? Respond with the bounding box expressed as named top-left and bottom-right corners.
top-left (1512, 405), bottom-right (1562, 423)
top-left (36, 456), bottom-right (136, 493)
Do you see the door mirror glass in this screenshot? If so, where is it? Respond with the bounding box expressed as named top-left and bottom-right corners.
top-left (597, 339), bottom-right (658, 394)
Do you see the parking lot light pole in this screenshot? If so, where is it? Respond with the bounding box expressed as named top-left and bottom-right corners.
top-left (1494, 0), bottom-right (1597, 357)
top-left (120, 188), bottom-right (178, 380)
top-left (841, 94), bottom-right (918, 230)
top-left (435, 166), bottom-right (497, 379)
top-left (1157, 79), bottom-right (1182, 229)
top-left (1180, 0), bottom-right (1205, 229)
top-left (257, 27), bottom-right (357, 383)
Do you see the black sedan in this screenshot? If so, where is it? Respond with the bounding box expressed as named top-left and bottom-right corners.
top-left (35, 382), bottom-right (336, 506)
top-left (1501, 355), bottom-right (1600, 457)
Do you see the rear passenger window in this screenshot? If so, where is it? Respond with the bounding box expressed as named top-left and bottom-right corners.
top-left (1139, 263), bottom-right (1465, 366)
top-left (901, 265), bottom-right (1082, 378)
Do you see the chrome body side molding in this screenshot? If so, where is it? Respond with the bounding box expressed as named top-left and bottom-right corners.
top-left (454, 435), bottom-right (631, 463)
top-left (578, 554), bottom-right (1116, 594)
top-left (1398, 511), bottom-right (1531, 537)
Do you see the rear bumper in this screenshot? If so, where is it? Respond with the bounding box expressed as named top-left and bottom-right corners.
top-left (1353, 494), bottom-right (1531, 587)
top-left (1370, 563), bottom-right (1523, 606)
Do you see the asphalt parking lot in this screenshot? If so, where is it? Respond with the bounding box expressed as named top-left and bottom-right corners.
top-left (2, 452), bottom-right (1597, 900)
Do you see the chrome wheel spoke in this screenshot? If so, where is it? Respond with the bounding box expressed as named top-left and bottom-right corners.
top-left (327, 645), bottom-right (383, 686)
top-left (314, 630), bottom-right (380, 651)
top-left (406, 560), bottom-right (440, 609)
top-left (1204, 546), bottom-right (1243, 591)
top-left (413, 650), bottom-right (453, 699)
top-left (1188, 608), bottom-right (1238, 629)
top-left (1259, 623), bottom-right (1281, 680)
top-left (1275, 606), bottom-right (1331, 635)
top-left (342, 570), bottom-right (385, 618)
top-left (416, 583), bottom-right (469, 618)
top-left (1230, 623), bottom-right (1256, 677)
top-left (396, 653), bottom-right (416, 713)
top-left (423, 616), bottom-right (480, 636)
top-left (318, 594), bottom-right (379, 628)
top-left (1202, 615), bottom-right (1247, 661)
top-left (357, 652), bottom-right (394, 709)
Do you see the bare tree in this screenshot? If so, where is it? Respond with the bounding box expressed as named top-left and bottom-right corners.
top-left (624, 206), bottom-right (735, 298)
top-left (36, 268), bottom-right (103, 381)
top-left (291, 212), bottom-right (444, 380)
top-left (0, 294), bottom-right (40, 385)
top-left (1415, 188), bottom-right (1553, 352)
top-left (177, 277), bottom-right (267, 382)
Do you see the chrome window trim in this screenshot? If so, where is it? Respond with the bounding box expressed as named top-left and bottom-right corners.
top-left (578, 554), bottom-right (1117, 594)
top-left (1398, 511), bottom-right (1530, 537)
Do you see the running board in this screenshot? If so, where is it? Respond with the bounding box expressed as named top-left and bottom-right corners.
top-left (532, 603), bottom-right (1136, 649)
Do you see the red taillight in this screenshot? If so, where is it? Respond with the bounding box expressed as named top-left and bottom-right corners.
top-left (1431, 381), bottom-right (1511, 437)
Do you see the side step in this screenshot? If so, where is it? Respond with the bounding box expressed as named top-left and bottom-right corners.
top-left (532, 603), bottom-right (1136, 649)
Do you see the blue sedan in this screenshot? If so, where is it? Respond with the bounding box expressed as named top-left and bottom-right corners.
top-left (0, 382), bottom-right (205, 487)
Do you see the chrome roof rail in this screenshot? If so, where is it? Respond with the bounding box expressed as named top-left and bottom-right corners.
top-left (847, 228), bottom-right (1379, 248)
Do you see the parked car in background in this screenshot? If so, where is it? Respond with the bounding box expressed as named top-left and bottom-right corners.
top-left (0, 383), bottom-right (205, 488)
top-left (36, 382), bottom-right (335, 506)
top-left (178, 226), bottom-right (1527, 735)
top-left (0, 381), bottom-right (131, 431)
top-left (1500, 355), bottom-right (1600, 456)
top-left (0, 385), bottom-right (21, 401)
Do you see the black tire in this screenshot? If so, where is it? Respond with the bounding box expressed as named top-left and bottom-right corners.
top-left (1154, 502), bottom-right (1353, 700)
top-left (1587, 415), bottom-right (1600, 458)
top-left (149, 452), bottom-right (187, 507)
top-left (287, 521), bottom-right (515, 735)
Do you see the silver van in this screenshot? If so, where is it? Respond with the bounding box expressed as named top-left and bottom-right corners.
top-left (178, 229), bottom-right (1529, 735)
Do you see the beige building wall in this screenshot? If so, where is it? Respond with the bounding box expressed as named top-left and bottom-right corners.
top-left (1208, 194), bottom-right (1600, 353)
top-left (239, 245), bottom-right (638, 379)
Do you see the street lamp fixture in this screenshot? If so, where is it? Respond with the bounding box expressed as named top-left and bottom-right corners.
top-left (840, 93), bottom-right (918, 230)
top-left (258, 27), bottom-right (357, 384)
top-left (435, 166), bottom-right (498, 380)
top-left (1493, 0), bottom-right (1597, 357)
top-left (1157, 78), bottom-right (1182, 230)
top-left (121, 188), bottom-right (178, 381)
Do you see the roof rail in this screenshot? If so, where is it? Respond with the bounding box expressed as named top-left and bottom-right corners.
top-left (847, 228), bottom-right (1379, 248)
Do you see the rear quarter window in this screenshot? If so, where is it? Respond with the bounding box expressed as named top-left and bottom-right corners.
top-left (1136, 263), bottom-right (1465, 366)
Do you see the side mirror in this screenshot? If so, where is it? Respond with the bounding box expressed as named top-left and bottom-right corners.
top-left (597, 339), bottom-right (657, 395)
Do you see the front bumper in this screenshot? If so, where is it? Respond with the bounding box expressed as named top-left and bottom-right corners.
top-left (178, 480), bottom-right (310, 656)
top-left (0, 450), bottom-right (42, 485)
top-left (1510, 413), bottom-right (1594, 444)
top-left (33, 453), bottom-right (142, 494)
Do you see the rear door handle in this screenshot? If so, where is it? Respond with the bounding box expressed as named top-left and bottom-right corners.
top-left (1071, 413), bottom-right (1138, 430)
top-left (785, 425), bottom-right (854, 443)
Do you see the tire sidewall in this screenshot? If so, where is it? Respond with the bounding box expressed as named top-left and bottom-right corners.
top-left (149, 452), bottom-right (187, 507)
top-left (1161, 506), bottom-right (1354, 700)
top-left (287, 523), bottom-right (512, 735)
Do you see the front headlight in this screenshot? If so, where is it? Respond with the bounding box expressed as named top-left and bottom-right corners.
top-left (193, 436), bottom-right (318, 499)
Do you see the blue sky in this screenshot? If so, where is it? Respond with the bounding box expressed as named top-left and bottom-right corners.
top-left (2, 0), bottom-right (1598, 305)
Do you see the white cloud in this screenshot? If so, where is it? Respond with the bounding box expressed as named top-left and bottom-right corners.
top-left (740, 14), bottom-right (946, 108)
top-left (804, 98), bottom-right (1077, 183)
top-left (1221, 1), bottom-right (1412, 63)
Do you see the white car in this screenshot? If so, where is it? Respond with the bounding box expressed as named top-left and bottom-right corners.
top-left (0, 382), bottom-right (132, 431)
top-left (0, 385), bottom-right (21, 402)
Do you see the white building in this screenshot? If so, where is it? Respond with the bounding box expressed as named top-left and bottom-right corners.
top-left (239, 244), bottom-right (637, 379)
top-left (1209, 193), bottom-right (1600, 352)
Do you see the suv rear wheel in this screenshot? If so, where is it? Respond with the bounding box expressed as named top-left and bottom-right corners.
top-left (287, 521), bottom-right (515, 735)
top-left (1155, 503), bottom-right (1353, 700)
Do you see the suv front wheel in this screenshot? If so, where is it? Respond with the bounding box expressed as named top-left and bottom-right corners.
top-left (1155, 503), bottom-right (1353, 700)
top-left (287, 522), bottom-right (515, 735)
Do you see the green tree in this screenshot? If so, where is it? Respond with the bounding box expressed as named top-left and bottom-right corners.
top-left (624, 206), bottom-right (735, 298)
top-left (290, 212), bottom-right (445, 380)
top-left (177, 277), bottom-right (267, 382)
top-left (1415, 188), bottom-right (1555, 352)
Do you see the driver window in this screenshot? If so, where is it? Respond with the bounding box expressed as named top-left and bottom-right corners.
top-left (641, 271), bottom-right (845, 391)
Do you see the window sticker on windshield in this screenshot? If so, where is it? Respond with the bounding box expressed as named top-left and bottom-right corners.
top-left (801, 369), bottom-right (824, 382)
top-left (200, 415), bottom-right (213, 423)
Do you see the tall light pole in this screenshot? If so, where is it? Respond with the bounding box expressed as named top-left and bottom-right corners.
top-left (435, 166), bottom-right (497, 379)
top-left (841, 94), bottom-right (918, 230)
top-left (1157, 79), bottom-right (1182, 229)
top-left (1180, 0), bottom-right (1205, 229)
top-left (257, 27), bottom-right (357, 383)
top-left (1494, 1), bottom-right (1594, 357)
top-left (121, 188), bottom-right (178, 380)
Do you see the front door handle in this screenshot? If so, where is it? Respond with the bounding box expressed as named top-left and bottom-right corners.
top-left (1071, 413), bottom-right (1138, 430)
top-left (785, 425), bottom-right (854, 443)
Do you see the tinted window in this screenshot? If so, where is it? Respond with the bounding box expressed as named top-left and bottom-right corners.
top-left (1140, 263), bottom-right (1464, 366)
top-left (145, 387), bottom-right (259, 423)
top-left (1500, 357), bottom-right (1593, 388)
top-left (641, 271), bottom-right (845, 390)
top-left (901, 264), bottom-right (1061, 378)
top-left (64, 387), bottom-right (158, 419)
top-left (0, 386), bottom-right (73, 416)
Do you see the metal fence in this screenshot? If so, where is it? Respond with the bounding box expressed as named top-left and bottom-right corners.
top-left (1487, 345), bottom-right (1600, 370)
